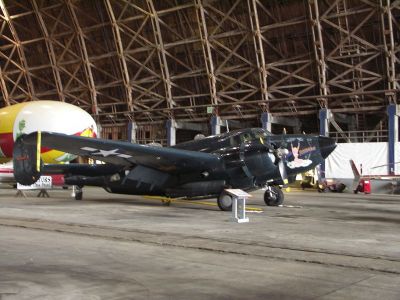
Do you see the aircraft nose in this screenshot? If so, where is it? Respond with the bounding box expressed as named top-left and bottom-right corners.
top-left (318, 136), bottom-right (337, 159)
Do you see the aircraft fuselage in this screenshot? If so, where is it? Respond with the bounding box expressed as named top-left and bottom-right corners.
top-left (63, 128), bottom-right (336, 199)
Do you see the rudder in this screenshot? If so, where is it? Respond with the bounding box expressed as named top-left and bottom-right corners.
top-left (13, 133), bottom-right (42, 185)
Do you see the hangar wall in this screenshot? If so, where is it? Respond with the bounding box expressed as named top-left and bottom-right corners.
top-left (326, 142), bottom-right (400, 178)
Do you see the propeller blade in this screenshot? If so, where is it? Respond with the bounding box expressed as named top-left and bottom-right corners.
top-left (271, 145), bottom-right (289, 185)
top-left (278, 154), bottom-right (289, 185)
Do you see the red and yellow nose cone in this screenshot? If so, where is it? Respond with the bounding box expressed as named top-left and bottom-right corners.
top-left (0, 101), bottom-right (97, 164)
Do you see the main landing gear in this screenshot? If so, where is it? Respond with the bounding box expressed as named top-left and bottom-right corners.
top-left (73, 185), bottom-right (83, 200)
top-left (217, 185), bottom-right (284, 211)
top-left (217, 192), bottom-right (233, 211)
top-left (264, 186), bottom-right (284, 206)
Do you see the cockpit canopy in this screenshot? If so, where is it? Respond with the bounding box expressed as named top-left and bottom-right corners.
top-left (215, 128), bottom-right (272, 147)
top-left (174, 128), bottom-right (272, 152)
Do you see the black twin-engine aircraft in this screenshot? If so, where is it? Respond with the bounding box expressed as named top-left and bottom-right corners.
top-left (13, 128), bottom-right (336, 211)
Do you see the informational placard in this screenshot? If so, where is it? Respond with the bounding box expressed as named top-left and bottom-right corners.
top-left (232, 198), bottom-right (249, 223)
top-left (225, 189), bottom-right (252, 198)
top-left (225, 189), bottom-right (251, 223)
top-left (17, 176), bottom-right (52, 190)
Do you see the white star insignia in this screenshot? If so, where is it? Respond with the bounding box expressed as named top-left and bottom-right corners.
top-left (92, 149), bottom-right (120, 157)
top-left (80, 147), bottom-right (132, 159)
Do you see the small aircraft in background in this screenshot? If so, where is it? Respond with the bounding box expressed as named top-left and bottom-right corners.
top-left (13, 128), bottom-right (336, 210)
top-left (350, 159), bottom-right (400, 193)
top-left (0, 100), bottom-right (97, 189)
top-left (0, 100), bottom-right (97, 164)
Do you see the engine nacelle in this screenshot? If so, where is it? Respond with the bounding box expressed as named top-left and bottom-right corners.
top-left (240, 141), bottom-right (277, 178)
top-left (13, 135), bottom-right (42, 186)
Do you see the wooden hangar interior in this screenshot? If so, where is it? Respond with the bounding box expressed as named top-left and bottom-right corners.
top-left (0, 0), bottom-right (399, 145)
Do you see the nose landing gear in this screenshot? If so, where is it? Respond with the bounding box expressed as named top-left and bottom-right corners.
top-left (264, 186), bottom-right (284, 206)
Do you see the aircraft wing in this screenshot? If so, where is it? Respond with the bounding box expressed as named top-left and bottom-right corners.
top-left (21, 132), bottom-right (223, 174)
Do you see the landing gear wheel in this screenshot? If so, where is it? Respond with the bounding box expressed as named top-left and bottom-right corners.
top-left (264, 186), bottom-right (284, 206)
top-left (74, 186), bottom-right (83, 200)
top-left (75, 191), bottom-right (83, 200)
top-left (217, 193), bottom-right (233, 211)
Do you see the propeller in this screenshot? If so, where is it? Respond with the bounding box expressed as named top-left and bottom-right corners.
top-left (238, 138), bottom-right (289, 184)
top-left (271, 144), bottom-right (289, 185)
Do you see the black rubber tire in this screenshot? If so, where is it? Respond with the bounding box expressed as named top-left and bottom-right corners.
top-left (264, 186), bottom-right (284, 206)
top-left (217, 193), bottom-right (233, 211)
top-left (336, 183), bottom-right (346, 193)
top-left (75, 191), bottom-right (83, 200)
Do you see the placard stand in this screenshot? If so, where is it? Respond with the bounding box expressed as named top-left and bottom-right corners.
top-left (15, 190), bottom-right (27, 198)
top-left (225, 189), bottom-right (251, 223)
top-left (16, 176), bottom-right (52, 198)
top-left (37, 189), bottom-right (50, 197)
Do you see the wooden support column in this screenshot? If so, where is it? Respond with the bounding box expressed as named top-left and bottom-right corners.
top-left (31, 0), bottom-right (65, 102)
top-left (195, 0), bottom-right (218, 107)
top-left (104, 0), bottom-right (134, 113)
top-left (146, 0), bottom-right (174, 112)
top-left (319, 108), bottom-right (331, 137)
top-left (308, 0), bottom-right (328, 108)
top-left (127, 121), bottom-right (137, 143)
top-left (380, 0), bottom-right (397, 104)
top-left (387, 104), bottom-right (399, 175)
top-left (166, 119), bottom-right (176, 146)
top-left (211, 115), bottom-right (222, 136)
top-left (248, 0), bottom-right (268, 110)
top-left (261, 112), bottom-right (271, 132)
top-left (66, 0), bottom-right (98, 115)
top-left (319, 108), bottom-right (332, 176)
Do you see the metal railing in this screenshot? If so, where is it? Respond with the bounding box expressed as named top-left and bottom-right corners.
top-left (330, 130), bottom-right (388, 143)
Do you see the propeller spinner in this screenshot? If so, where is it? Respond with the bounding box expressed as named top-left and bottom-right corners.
top-left (272, 145), bottom-right (290, 185)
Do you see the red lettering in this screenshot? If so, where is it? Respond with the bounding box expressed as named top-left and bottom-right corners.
top-left (16, 155), bottom-right (28, 161)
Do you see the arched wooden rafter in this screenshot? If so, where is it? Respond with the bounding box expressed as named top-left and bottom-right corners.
top-left (31, 0), bottom-right (65, 102)
top-left (147, 0), bottom-right (174, 112)
top-left (104, 0), bottom-right (134, 114)
top-left (66, 0), bottom-right (99, 115)
top-left (0, 0), bottom-right (36, 104)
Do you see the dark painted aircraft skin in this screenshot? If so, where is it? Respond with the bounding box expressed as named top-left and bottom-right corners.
top-left (13, 128), bottom-right (336, 210)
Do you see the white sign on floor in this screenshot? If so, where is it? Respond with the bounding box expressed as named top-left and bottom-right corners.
top-left (17, 176), bottom-right (52, 190)
top-left (225, 189), bottom-right (251, 223)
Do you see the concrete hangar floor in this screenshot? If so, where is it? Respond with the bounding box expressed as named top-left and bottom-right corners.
top-left (0, 187), bottom-right (399, 300)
